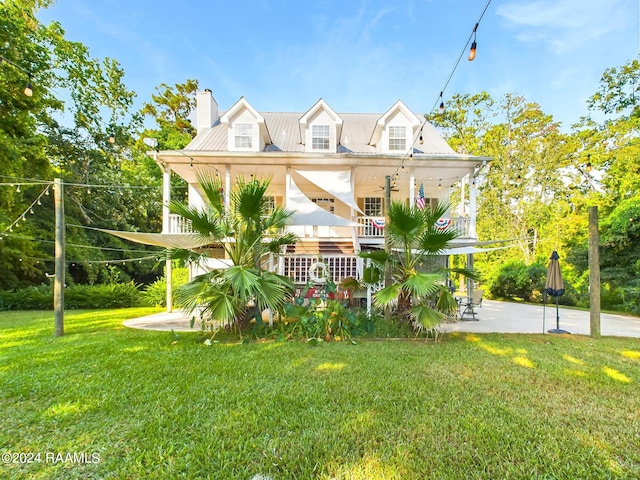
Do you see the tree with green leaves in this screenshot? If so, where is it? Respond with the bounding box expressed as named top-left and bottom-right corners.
top-left (170, 174), bottom-right (298, 330)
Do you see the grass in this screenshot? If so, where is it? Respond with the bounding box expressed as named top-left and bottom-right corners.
top-left (1, 309), bottom-right (639, 479)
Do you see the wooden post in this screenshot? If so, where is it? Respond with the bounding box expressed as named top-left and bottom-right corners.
top-left (588, 206), bottom-right (601, 338)
top-left (162, 166), bottom-right (172, 312)
top-left (384, 175), bottom-right (392, 321)
top-left (54, 178), bottom-right (65, 337)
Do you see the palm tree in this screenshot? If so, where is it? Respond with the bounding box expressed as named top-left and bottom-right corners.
top-left (169, 173), bottom-right (297, 330)
top-left (360, 201), bottom-right (475, 329)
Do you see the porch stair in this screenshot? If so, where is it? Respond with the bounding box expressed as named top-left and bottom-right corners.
top-left (285, 240), bottom-right (355, 255)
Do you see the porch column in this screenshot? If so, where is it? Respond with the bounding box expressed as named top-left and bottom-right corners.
top-left (162, 165), bottom-right (173, 312)
top-left (460, 174), bottom-right (466, 217)
top-left (468, 173), bottom-right (477, 239)
top-left (409, 171), bottom-right (415, 208)
top-left (285, 167), bottom-right (291, 208)
top-left (225, 165), bottom-right (231, 208)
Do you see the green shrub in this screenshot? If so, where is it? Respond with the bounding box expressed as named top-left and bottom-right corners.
top-left (488, 260), bottom-right (546, 302)
top-left (142, 267), bottom-right (189, 307)
top-left (0, 282), bottom-right (144, 310)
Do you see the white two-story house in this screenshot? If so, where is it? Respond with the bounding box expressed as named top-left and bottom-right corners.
top-left (141, 89), bottom-right (489, 307)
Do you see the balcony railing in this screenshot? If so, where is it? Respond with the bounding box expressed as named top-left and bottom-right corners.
top-left (168, 214), bottom-right (474, 239)
top-left (167, 214), bottom-right (192, 234)
top-left (355, 216), bottom-right (473, 239)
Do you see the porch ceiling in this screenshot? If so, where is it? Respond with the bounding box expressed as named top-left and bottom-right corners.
top-left (156, 151), bottom-right (488, 195)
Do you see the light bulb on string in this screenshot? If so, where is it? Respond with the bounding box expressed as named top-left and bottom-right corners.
top-left (30, 208), bottom-right (34, 214)
top-left (24, 76), bottom-right (33, 97)
top-left (438, 92), bottom-right (445, 115)
top-left (438, 179), bottom-right (442, 190)
top-left (108, 132), bottom-right (115, 144)
top-left (16, 185), bottom-right (21, 193)
top-left (419, 134), bottom-right (424, 145)
top-left (37, 199), bottom-right (41, 206)
top-left (45, 187), bottom-right (50, 195)
top-left (468, 23), bottom-right (478, 61)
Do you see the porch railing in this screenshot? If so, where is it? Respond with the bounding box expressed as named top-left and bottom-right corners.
top-left (167, 214), bottom-right (192, 234)
top-left (355, 216), bottom-right (473, 239)
top-left (168, 213), bottom-right (474, 239)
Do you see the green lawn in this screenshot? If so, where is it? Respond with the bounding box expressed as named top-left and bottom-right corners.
top-left (1, 309), bottom-right (639, 479)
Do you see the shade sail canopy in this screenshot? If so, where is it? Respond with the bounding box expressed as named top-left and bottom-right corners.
top-left (99, 229), bottom-right (213, 249)
top-left (293, 169), bottom-right (364, 214)
top-left (288, 177), bottom-right (359, 226)
top-left (545, 250), bottom-right (565, 297)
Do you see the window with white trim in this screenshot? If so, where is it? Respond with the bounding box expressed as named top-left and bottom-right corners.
top-left (388, 126), bottom-right (406, 151)
top-left (234, 123), bottom-right (253, 148)
top-left (264, 196), bottom-right (276, 214)
top-left (312, 125), bottom-right (330, 150)
top-left (364, 197), bottom-right (382, 216)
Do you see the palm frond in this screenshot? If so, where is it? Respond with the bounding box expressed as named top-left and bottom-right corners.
top-left (373, 283), bottom-right (402, 308)
top-left (403, 272), bottom-right (442, 298)
top-left (410, 303), bottom-right (445, 329)
top-left (223, 265), bottom-right (261, 298)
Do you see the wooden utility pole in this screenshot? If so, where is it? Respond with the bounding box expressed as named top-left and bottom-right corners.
top-left (54, 178), bottom-right (65, 337)
top-left (588, 206), bottom-right (601, 338)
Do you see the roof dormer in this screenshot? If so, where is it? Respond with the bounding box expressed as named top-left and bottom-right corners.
top-left (369, 100), bottom-right (421, 154)
top-left (299, 99), bottom-right (343, 153)
top-left (220, 97), bottom-right (271, 152)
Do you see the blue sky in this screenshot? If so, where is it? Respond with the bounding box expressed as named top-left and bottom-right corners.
top-left (37, 0), bottom-right (637, 131)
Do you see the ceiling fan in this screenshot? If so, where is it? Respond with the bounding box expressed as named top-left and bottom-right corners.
top-left (373, 184), bottom-right (399, 193)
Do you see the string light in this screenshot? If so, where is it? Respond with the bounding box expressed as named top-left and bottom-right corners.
top-left (0, 55), bottom-right (34, 97)
top-left (468, 24), bottom-right (478, 61)
top-left (24, 76), bottom-right (33, 97)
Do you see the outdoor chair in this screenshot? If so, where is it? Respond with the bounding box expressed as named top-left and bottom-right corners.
top-left (458, 289), bottom-right (483, 321)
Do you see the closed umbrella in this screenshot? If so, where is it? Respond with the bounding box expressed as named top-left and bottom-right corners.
top-left (545, 251), bottom-right (570, 334)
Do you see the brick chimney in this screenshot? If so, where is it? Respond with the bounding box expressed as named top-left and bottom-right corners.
top-left (196, 89), bottom-right (219, 134)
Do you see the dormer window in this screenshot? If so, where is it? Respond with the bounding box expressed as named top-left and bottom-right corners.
top-left (389, 126), bottom-right (406, 151)
top-left (235, 123), bottom-right (253, 148)
top-left (312, 125), bottom-right (330, 150)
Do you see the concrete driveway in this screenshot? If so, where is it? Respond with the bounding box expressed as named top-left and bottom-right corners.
top-left (124, 299), bottom-right (640, 338)
top-left (443, 299), bottom-right (640, 337)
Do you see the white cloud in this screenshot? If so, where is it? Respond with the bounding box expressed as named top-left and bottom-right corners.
top-left (496, 0), bottom-right (632, 54)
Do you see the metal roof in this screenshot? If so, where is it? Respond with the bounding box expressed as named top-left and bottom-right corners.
top-left (185, 110), bottom-right (458, 155)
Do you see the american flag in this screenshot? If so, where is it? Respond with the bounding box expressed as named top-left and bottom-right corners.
top-left (416, 182), bottom-right (425, 210)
